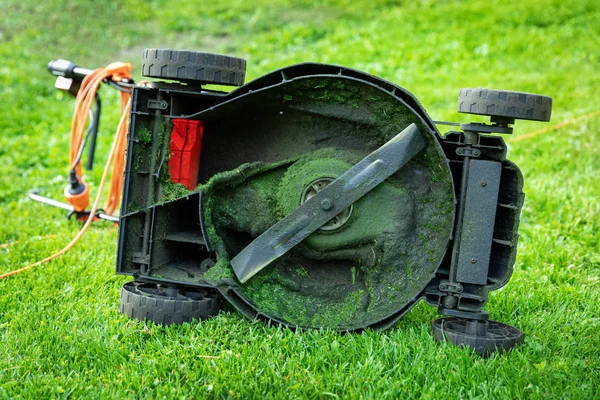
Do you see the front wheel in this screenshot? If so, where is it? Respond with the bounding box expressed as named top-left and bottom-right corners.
top-left (120, 281), bottom-right (221, 325)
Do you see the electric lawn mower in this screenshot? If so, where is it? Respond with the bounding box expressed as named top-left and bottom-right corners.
top-left (42, 49), bottom-right (552, 356)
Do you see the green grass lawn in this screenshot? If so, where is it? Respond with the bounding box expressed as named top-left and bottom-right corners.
top-left (1, 0), bottom-right (599, 398)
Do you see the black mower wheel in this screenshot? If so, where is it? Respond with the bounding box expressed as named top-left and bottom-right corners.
top-left (120, 281), bottom-right (220, 325)
top-left (141, 48), bottom-right (246, 87)
top-left (458, 88), bottom-right (552, 122)
top-left (432, 317), bottom-right (523, 356)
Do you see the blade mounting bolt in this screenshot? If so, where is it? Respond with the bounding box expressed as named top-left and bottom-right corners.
top-left (320, 198), bottom-right (333, 210)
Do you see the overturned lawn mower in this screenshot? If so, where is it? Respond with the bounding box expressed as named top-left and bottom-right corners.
top-left (113, 49), bottom-right (551, 356)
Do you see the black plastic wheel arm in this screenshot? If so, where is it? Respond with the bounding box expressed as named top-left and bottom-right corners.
top-left (231, 123), bottom-right (426, 283)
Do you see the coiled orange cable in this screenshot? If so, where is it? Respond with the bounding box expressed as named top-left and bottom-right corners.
top-left (70, 62), bottom-right (132, 215)
top-left (0, 99), bottom-right (132, 280)
top-left (0, 63), bottom-right (143, 280)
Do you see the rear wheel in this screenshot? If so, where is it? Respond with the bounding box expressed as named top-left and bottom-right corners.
top-left (120, 281), bottom-right (220, 325)
top-left (432, 317), bottom-right (523, 356)
top-left (458, 88), bottom-right (552, 122)
top-left (142, 48), bottom-right (246, 87)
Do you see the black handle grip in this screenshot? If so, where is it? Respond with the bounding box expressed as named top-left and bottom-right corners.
top-left (47, 59), bottom-right (94, 81)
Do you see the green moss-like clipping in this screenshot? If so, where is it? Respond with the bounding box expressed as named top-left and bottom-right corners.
top-left (155, 76), bottom-right (454, 330)
top-left (203, 154), bottom-right (452, 329)
top-left (161, 182), bottom-right (190, 202)
top-left (137, 126), bottom-right (152, 145)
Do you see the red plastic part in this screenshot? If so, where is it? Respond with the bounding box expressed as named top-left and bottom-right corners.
top-left (168, 119), bottom-right (204, 190)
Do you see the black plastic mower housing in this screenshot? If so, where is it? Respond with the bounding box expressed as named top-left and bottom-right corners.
top-left (116, 63), bottom-right (523, 331)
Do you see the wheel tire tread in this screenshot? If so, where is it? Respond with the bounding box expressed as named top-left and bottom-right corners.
top-left (119, 281), bottom-right (220, 325)
top-left (458, 88), bottom-right (552, 122)
top-left (142, 48), bottom-right (246, 86)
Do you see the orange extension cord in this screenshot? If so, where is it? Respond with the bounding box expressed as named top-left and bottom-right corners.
top-left (70, 62), bottom-right (132, 215)
top-left (0, 62), bottom-right (134, 281)
top-left (0, 98), bottom-right (131, 280)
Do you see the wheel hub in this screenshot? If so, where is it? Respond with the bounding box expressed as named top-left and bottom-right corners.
top-left (301, 177), bottom-right (353, 232)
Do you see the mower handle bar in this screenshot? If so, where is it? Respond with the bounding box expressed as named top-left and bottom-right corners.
top-left (47, 59), bottom-right (95, 81)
